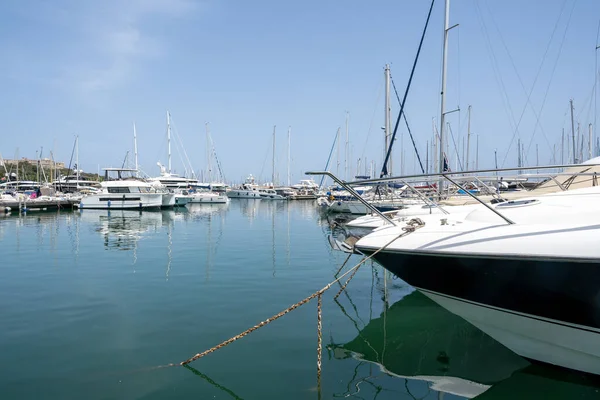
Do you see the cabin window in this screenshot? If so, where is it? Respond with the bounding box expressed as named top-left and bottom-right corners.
top-left (107, 187), bottom-right (130, 194)
top-left (495, 199), bottom-right (540, 208)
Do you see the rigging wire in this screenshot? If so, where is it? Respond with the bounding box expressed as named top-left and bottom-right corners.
top-left (169, 117), bottom-right (196, 177)
top-left (595, 20), bottom-right (600, 155)
top-left (380, 0), bottom-right (435, 178)
top-left (360, 79), bottom-right (384, 164)
top-left (473, 0), bottom-right (521, 166)
top-left (484, 0), bottom-right (570, 164)
top-left (447, 123), bottom-right (464, 171)
top-left (390, 74), bottom-right (425, 173)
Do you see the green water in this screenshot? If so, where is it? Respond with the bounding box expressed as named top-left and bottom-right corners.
top-left (0, 200), bottom-right (598, 399)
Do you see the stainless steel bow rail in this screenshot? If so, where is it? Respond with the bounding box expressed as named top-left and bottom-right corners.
top-left (307, 163), bottom-right (600, 226)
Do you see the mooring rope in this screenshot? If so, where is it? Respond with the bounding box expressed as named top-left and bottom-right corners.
top-left (178, 230), bottom-right (407, 367)
top-left (138, 225), bottom-right (420, 390)
top-left (317, 293), bottom-right (323, 400)
top-left (334, 252), bottom-right (353, 277)
top-left (334, 264), bottom-right (362, 300)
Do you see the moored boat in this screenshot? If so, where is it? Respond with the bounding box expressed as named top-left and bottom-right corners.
top-left (353, 185), bottom-right (600, 375)
top-left (78, 168), bottom-right (162, 210)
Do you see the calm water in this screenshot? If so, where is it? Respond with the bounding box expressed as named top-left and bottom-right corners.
top-left (1, 200), bottom-right (599, 399)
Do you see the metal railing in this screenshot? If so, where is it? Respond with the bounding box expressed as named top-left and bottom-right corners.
top-left (307, 163), bottom-right (600, 226)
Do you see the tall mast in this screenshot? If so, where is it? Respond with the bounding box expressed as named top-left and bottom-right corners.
top-left (432, 118), bottom-right (437, 174)
top-left (589, 123), bottom-right (593, 160)
top-left (438, 0), bottom-right (451, 192)
top-left (384, 64), bottom-right (392, 175)
top-left (76, 135), bottom-right (79, 186)
top-left (167, 111), bottom-right (172, 173)
top-left (425, 140), bottom-right (429, 174)
top-left (466, 105), bottom-right (471, 171)
top-left (205, 122), bottom-right (211, 182)
top-left (476, 135), bottom-right (479, 169)
top-left (345, 112), bottom-right (349, 180)
top-left (133, 123), bottom-right (139, 177)
top-left (336, 127), bottom-right (341, 177)
top-left (287, 126), bottom-right (291, 186)
top-left (272, 125), bottom-right (276, 185)
top-left (517, 138), bottom-right (521, 170)
top-left (561, 128), bottom-right (565, 164)
top-left (570, 99), bottom-right (576, 164)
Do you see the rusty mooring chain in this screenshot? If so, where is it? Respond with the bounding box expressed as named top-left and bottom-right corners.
top-left (317, 293), bottom-right (323, 398)
top-left (334, 263), bottom-right (362, 300)
top-left (177, 230), bottom-right (406, 367)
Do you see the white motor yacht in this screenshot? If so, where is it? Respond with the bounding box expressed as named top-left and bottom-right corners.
top-left (227, 174), bottom-right (262, 199)
top-left (78, 168), bottom-right (162, 210)
top-left (189, 191), bottom-right (229, 204)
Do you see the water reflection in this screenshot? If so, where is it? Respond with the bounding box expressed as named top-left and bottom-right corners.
top-left (79, 210), bottom-right (164, 251)
top-left (331, 283), bottom-right (600, 399)
top-left (186, 203), bottom-right (229, 221)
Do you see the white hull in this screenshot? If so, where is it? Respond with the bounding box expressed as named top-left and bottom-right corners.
top-left (189, 193), bottom-right (229, 204)
top-left (174, 195), bottom-right (192, 206)
top-left (79, 193), bottom-right (163, 209)
top-left (420, 289), bottom-right (600, 375)
top-left (161, 193), bottom-right (176, 208)
top-left (259, 193), bottom-right (286, 200)
top-left (227, 190), bottom-right (261, 199)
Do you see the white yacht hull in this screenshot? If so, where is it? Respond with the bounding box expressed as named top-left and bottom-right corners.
top-left (189, 193), bottom-right (229, 204)
top-left (227, 190), bottom-right (261, 199)
top-left (259, 193), bottom-right (286, 200)
top-left (161, 193), bottom-right (176, 208)
top-left (174, 195), bottom-right (192, 206)
top-left (78, 193), bottom-right (163, 209)
top-left (421, 289), bottom-right (600, 375)
top-left (354, 187), bottom-right (600, 376)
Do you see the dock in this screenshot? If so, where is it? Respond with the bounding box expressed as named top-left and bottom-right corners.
top-left (1, 198), bottom-right (80, 213)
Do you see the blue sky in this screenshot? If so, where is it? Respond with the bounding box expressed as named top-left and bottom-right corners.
top-left (1, 0), bottom-right (599, 183)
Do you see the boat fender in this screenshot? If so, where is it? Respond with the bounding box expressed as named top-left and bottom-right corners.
top-left (107, 200), bottom-right (111, 208)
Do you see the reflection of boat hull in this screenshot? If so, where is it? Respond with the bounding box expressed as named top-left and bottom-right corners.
top-left (79, 193), bottom-right (163, 209)
top-left (335, 291), bottom-right (529, 398)
top-left (361, 249), bottom-right (600, 376)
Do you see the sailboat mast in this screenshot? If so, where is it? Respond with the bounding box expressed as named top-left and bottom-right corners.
top-left (345, 112), bottom-right (349, 180)
top-left (570, 99), bottom-right (576, 164)
top-left (438, 0), bottom-right (450, 192)
top-left (476, 135), bottom-right (479, 169)
top-left (590, 123), bottom-right (593, 160)
top-left (205, 122), bottom-right (211, 183)
top-left (76, 135), bottom-right (79, 188)
top-left (384, 64), bottom-right (392, 175)
top-left (336, 127), bottom-right (341, 177)
top-left (167, 111), bottom-right (172, 173)
top-left (561, 128), bottom-right (565, 164)
top-left (272, 125), bottom-right (276, 185)
top-left (466, 105), bottom-right (471, 171)
top-left (287, 126), bottom-right (291, 186)
top-left (133, 123), bottom-right (139, 177)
